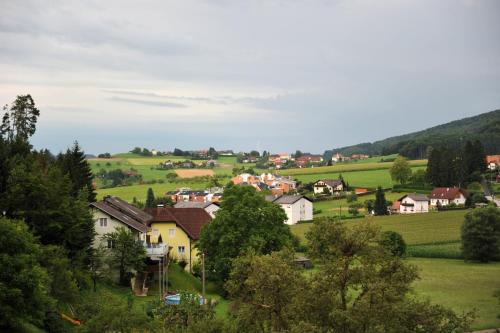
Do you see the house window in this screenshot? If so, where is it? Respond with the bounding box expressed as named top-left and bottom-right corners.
top-left (178, 246), bottom-right (185, 254)
top-left (107, 239), bottom-right (114, 249)
top-left (99, 218), bottom-right (107, 227)
top-left (168, 229), bottom-right (175, 237)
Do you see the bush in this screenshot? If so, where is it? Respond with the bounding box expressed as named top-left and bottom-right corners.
top-left (461, 207), bottom-right (500, 262)
top-left (379, 231), bottom-right (407, 257)
top-left (178, 259), bottom-right (188, 270)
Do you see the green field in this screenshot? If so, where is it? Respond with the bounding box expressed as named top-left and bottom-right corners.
top-left (290, 166), bottom-right (426, 189)
top-left (291, 209), bottom-right (467, 246)
top-left (89, 154), bottom-right (427, 194)
top-left (96, 182), bottom-right (208, 202)
top-left (313, 192), bottom-right (403, 218)
top-left (411, 258), bottom-right (500, 330)
top-left (278, 159), bottom-right (427, 176)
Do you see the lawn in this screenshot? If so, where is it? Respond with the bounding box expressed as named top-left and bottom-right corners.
top-left (410, 258), bottom-right (500, 330)
top-left (313, 192), bottom-right (402, 218)
top-left (291, 209), bottom-right (468, 246)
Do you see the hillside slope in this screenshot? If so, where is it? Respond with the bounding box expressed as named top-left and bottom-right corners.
top-left (326, 109), bottom-right (500, 159)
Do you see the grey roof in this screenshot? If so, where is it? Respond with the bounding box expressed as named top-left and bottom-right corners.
top-left (174, 201), bottom-right (219, 209)
top-left (90, 196), bottom-right (151, 233)
top-left (265, 195), bottom-right (311, 205)
top-left (315, 179), bottom-right (344, 187)
top-left (399, 193), bottom-right (429, 202)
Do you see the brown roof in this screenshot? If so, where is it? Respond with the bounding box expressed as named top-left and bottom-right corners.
top-left (429, 188), bottom-right (467, 200)
top-left (90, 196), bottom-right (151, 233)
top-left (145, 207), bottom-right (212, 240)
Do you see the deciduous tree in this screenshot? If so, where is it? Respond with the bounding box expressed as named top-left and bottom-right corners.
top-left (389, 156), bottom-right (412, 184)
top-left (461, 207), bottom-right (500, 262)
top-left (198, 185), bottom-right (294, 284)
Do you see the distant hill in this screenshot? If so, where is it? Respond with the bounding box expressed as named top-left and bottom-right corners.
top-left (325, 109), bottom-right (500, 159)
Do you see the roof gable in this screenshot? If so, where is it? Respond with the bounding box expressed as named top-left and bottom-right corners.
top-left (90, 196), bottom-right (150, 233)
top-left (430, 188), bottom-right (467, 200)
top-left (145, 207), bottom-right (212, 240)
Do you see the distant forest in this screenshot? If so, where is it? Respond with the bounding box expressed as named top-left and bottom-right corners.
top-left (325, 109), bottom-right (500, 159)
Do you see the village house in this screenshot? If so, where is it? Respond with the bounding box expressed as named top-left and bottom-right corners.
top-left (486, 155), bottom-right (500, 170)
top-left (231, 173), bottom-right (260, 185)
top-left (265, 195), bottom-right (313, 225)
top-left (144, 207), bottom-right (212, 272)
top-left (90, 196), bottom-right (151, 248)
top-left (313, 179), bottom-right (346, 195)
top-left (174, 201), bottom-right (220, 218)
top-left (429, 188), bottom-right (467, 207)
top-left (295, 155), bottom-right (323, 167)
top-left (351, 154), bottom-right (369, 160)
top-left (396, 193), bottom-right (429, 214)
top-left (331, 153), bottom-right (345, 163)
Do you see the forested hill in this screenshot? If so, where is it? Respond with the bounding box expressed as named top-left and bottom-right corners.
top-left (325, 109), bottom-right (500, 159)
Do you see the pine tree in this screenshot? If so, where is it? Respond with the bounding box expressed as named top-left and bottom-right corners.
top-left (57, 141), bottom-right (96, 202)
top-left (146, 187), bottom-right (155, 208)
top-left (374, 186), bottom-right (388, 215)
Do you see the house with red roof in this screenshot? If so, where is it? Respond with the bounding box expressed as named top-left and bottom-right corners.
top-left (144, 207), bottom-right (212, 272)
top-left (429, 187), bottom-right (467, 207)
top-left (486, 155), bottom-right (500, 170)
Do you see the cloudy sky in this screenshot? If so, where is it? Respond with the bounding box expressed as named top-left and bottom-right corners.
top-left (1, 0), bottom-right (499, 154)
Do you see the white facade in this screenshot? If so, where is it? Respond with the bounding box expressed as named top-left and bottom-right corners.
top-left (399, 197), bottom-right (429, 214)
top-left (203, 204), bottom-right (220, 218)
top-left (313, 180), bottom-right (343, 195)
top-left (91, 208), bottom-right (145, 248)
top-left (277, 198), bottom-right (313, 225)
top-left (429, 193), bottom-right (466, 207)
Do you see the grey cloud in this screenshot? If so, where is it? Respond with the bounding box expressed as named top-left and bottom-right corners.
top-left (108, 97), bottom-right (187, 108)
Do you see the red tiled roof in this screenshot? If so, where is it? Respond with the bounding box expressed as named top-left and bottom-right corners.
top-left (429, 188), bottom-right (467, 200)
top-left (487, 155), bottom-right (500, 164)
top-left (145, 207), bottom-right (212, 240)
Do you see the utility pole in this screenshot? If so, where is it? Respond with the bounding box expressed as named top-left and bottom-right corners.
top-left (158, 258), bottom-right (162, 301)
top-left (202, 252), bottom-right (206, 304)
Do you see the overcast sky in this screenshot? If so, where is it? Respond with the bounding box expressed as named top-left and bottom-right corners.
top-left (1, 0), bottom-right (499, 155)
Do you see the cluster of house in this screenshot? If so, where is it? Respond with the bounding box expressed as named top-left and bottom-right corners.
top-left (166, 187), bottom-right (223, 205)
top-left (159, 159), bottom-right (217, 169)
top-left (331, 153), bottom-right (370, 163)
top-left (390, 187), bottom-right (468, 214)
top-left (90, 189), bottom-right (313, 282)
top-left (231, 173), bottom-right (298, 196)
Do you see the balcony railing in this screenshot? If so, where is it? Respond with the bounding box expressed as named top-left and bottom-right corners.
top-left (143, 242), bottom-right (168, 257)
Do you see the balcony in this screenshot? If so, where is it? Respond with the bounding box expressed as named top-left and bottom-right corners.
top-left (143, 242), bottom-right (168, 258)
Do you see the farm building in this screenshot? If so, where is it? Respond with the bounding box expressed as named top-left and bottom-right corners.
top-left (397, 193), bottom-right (429, 214)
top-left (429, 188), bottom-right (467, 207)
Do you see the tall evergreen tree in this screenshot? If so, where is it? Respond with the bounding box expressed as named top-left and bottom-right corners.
top-left (57, 141), bottom-right (96, 202)
top-left (146, 187), bottom-right (155, 208)
top-left (374, 186), bottom-right (388, 215)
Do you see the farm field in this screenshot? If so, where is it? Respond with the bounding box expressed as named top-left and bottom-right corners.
top-left (96, 181), bottom-right (208, 202)
top-left (278, 159), bottom-right (427, 176)
top-left (291, 166), bottom-right (426, 189)
top-left (175, 169), bottom-right (215, 178)
top-left (410, 258), bottom-right (500, 330)
top-left (290, 209), bottom-right (467, 246)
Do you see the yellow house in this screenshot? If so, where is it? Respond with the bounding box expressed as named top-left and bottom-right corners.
top-left (145, 207), bottom-right (212, 272)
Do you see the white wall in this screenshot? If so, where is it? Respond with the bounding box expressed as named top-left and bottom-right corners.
top-left (92, 208), bottom-right (143, 248)
top-left (399, 197), bottom-right (428, 214)
top-left (279, 198), bottom-right (313, 225)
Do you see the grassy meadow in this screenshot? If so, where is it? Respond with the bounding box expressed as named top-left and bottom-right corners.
top-left (410, 258), bottom-right (500, 330)
top-left (291, 209), bottom-right (467, 246)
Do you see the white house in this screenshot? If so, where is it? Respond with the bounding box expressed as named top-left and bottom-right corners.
top-left (265, 195), bottom-right (313, 225)
top-left (398, 193), bottom-right (429, 214)
top-left (313, 179), bottom-right (345, 195)
top-left (90, 196), bottom-right (151, 248)
top-left (331, 153), bottom-right (344, 162)
top-left (174, 201), bottom-right (220, 218)
top-left (429, 188), bottom-right (467, 207)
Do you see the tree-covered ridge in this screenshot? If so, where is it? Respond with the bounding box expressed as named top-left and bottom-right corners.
top-left (326, 109), bottom-right (500, 159)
